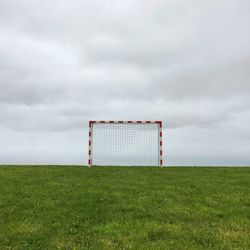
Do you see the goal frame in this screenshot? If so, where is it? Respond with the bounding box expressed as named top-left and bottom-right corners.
top-left (88, 120), bottom-right (163, 167)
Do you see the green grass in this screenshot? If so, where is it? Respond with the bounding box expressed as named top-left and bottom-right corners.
top-left (0, 166), bottom-right (249, 249)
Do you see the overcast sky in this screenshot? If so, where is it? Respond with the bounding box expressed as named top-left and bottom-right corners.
top-left (0, 0), bottom-right (250, 166)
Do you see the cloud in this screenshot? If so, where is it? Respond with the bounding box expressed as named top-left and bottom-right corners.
top-left (0, 0), bottom-right (250, 165)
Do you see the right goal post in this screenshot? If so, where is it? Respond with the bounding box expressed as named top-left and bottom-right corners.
top-left (88, 121), bottom-right (163, 167)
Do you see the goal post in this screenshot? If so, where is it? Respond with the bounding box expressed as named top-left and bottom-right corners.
top-left (88, 121), bottom-right (163, 167)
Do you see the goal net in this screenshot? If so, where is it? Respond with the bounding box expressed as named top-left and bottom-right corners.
top-left (88, 121), bottom-right (163, 167)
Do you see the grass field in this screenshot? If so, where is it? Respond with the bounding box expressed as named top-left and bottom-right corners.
top-left (0, 166), bottom-right (249, 249)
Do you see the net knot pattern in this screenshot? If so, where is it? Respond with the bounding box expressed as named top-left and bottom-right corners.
top-left (89, 122), bottom-right (162, 166)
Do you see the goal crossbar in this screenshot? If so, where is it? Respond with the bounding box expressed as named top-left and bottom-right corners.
top-left (88, 120), bottom-right (163, 167)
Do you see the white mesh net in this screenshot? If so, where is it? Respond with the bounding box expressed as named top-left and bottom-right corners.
top-left (91, 123), bottom-right (160, 166)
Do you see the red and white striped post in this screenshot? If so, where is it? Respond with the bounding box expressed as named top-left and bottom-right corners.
top-left (156, 121), bottom-right (163, 168)
top-left (88, 121), bottom-right (94, 167)
top-left (88, 121), bottom-right (163, 168)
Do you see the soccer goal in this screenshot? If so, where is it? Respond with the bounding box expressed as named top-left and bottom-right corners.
top-left (88, 121), bottom-right (163, 167)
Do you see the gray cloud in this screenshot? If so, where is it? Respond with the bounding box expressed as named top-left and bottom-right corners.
top-left (0, 0), bottom-right (250, 165)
